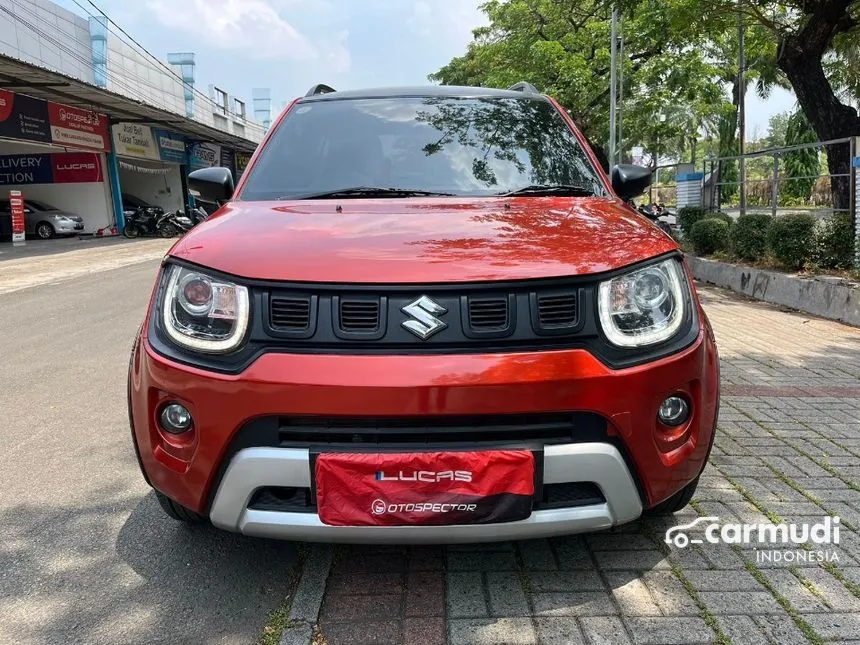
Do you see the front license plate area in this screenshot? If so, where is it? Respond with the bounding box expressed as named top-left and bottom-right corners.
top-left (314, 450), bottom-right (536, 527)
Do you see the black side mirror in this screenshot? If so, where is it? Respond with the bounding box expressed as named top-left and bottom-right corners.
top-left (188, 167), bottom-right (234, 204)
top-left (611, 164), bottom-right (652, 200)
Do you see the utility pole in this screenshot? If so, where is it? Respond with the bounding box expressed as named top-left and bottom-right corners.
top-left (737, 7), bottom-right (747, 215)
top-left (609, 6), bottom-right (618, 168)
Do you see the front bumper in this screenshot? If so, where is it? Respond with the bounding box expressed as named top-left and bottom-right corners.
top-left (210, 443), bottom-right (642, 543)
top-left (129, 326), bottom-right (718, 542)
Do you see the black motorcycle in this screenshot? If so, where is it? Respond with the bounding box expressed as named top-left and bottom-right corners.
top-left (636, 202), bottom-right (676, 235)
top-left (123, 206), bottom-right (190, 238)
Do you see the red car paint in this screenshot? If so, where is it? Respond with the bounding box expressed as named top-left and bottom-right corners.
top-left (170, 197), bottom-right (676, 283)
top-left (129, 88), bottom-right (719, 529)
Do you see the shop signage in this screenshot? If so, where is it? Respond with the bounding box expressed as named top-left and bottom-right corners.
top-left (189, 142), bottom-right (221, 170)
top-left (47, 102), bottom-right (110, 152)
top-left (153, 129), bottom-right (187, 164)
top-left (0, 89), bottom-right (109, 152)
top-left (0, 153), bottom-right (103, 185)
top-left (9, 190), bottom-right (25, 244)
top-left (236, 152), bottom-right (252, 177)
top-left (112, 123), bottom-right (158, 160)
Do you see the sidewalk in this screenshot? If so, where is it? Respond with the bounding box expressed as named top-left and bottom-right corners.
top-left (0, 237), bottom-right (173, 294)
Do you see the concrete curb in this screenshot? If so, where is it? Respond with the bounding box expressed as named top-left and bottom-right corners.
top-left (687, 254), bottom-right (860, 327)
top-left (279, 545), bottom-right (333, 645)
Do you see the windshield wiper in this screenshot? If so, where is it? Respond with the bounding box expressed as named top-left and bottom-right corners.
top-left (282, 187), bottom-right (456, 200)
top-left (499, 184), bottom-right (597, 197)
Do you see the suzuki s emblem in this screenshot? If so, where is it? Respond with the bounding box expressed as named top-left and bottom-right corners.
top-left (401, 295), bottom-right (448, 340)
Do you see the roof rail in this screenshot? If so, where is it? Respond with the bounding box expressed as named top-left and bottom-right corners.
top-left (305, 84), bottom-right (336, 97)
top-left (507, 81), bottom-right (540, 94)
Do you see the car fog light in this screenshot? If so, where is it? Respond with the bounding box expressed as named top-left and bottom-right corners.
top-left (658, 396), bottom-right (690, 426)
top-left (160, 403), bottom-right (193, 433)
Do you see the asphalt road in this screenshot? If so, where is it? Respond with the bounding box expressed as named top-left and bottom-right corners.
top-left (0, 260), bottom-right (297, 645)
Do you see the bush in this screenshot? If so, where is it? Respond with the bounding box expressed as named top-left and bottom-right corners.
top-left (730, 214), bottom-right (772, 261)
top-left (814, 212), bottom-right (855, 269)
top-left (689, 218), bottom-right (730, 256)
top-left (707, 211), bottom-right (734, 227)
top-left (767, 212), bottom-right (816, 269)
top-left (677, 207), bottom-right (708, 235)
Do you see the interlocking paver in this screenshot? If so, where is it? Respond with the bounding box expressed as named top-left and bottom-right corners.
top-left (760, 569), bottom-right (830, 613)
top-left (533, 592), bottom-right (618, 617)
top-left (714, 615), bottom-right (770, 645)
top-left (446, 571), bottom-right (489, 618)
top-left (487, 571), bottom-right (530, 616)
top-left (534, 617), bottom-right (588, 644)
top-left (623, 617), bottom-right (715, 644)
top-left (579, 617), bottom-right (633, 645)
top-left (604, 572), bottom-right (662, 616)
top-left (530, 570), bottom-right (605, 593)
top-left (449, 618), bottom-right (537, 645)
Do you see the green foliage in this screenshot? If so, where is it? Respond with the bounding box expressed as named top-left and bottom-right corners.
top-left (689, 218), bottom-right (730, 255)
top-left (677, 206), bottom-right (708, 235)
top-left (767, 213), bottom-right (816, 269)
top-left (730, 214), bottom-right (772, 261)
top-left (429, 0), bottom-right (732, 161)
top-left (781, 110), bottom-right (819, 202)
top-left (814, 212), bottom-right (855, 269)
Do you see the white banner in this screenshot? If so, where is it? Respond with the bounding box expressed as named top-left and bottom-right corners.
top-left (112, 123), bottom-right (159, 160)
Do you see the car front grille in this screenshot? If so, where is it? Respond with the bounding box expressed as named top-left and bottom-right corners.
top-left (468, 297), bottom-right (509, 330)
top-left (537, 292), bottom-right (578, 327)
top-left (271, 296), bottom-right (312, 330)
top-left (339, 298), bottom-right (381, 332)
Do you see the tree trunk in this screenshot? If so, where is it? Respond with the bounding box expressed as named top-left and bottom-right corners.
top-left (778, 35), bottom-right (860, 214)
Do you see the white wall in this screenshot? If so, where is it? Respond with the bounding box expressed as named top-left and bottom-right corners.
top-left (0, 140), bottom-right (112, 233)
top-left (0, 0), bottom-right (93, 84)
top-left (118, 161), bottom-right (184, 213)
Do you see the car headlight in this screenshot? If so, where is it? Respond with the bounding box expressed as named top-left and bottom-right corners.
top-left (160, 265), bottom-right (249, 353)
top-left (598, 258), bottom-right (687, 347)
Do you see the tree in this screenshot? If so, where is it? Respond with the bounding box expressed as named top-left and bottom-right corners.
top-left (764, 112), bottom-right (791, 148)
top-left (430, 0), bottom-right (730, 164)
top-left (782, 110), bottom-right (820, 202)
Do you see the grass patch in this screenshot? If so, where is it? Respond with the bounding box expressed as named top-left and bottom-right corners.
top-left (640, 520), bottom-right (732, 645)
top-left (738, 548), bottom-right (824, 645)
top-left (822, 560), bottom-right (860, 600)
top-left (258, 558), bottom-right (304, 645)
top-left (789, 566), bottom-right (832, 609)
top-left (260, 609), bottom-right (300, 645)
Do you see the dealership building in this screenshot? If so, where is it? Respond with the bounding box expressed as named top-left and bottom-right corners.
top-left (0, 0), bottom-right (272, 240)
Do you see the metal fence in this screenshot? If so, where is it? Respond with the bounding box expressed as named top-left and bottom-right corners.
top-left (704, 137), bottom-right (856, 219)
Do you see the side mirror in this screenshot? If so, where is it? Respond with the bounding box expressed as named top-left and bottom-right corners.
top-left (611, 164), bottom-right (652, 200)
top-left (188, 167), bottom-right (234, 204)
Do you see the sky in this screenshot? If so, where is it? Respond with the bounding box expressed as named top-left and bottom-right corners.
top-left (57, 0), bottom-right (795, 140)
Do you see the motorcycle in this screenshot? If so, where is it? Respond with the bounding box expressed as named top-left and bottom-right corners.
top-left (123, 206), bottom-right (191, 238)
top-left (637, 202), bottom-right (677, 236)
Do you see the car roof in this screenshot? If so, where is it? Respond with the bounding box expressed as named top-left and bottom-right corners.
top-left (299, 85), bottom-right (550, 103)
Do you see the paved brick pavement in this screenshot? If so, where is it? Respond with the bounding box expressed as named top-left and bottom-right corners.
top-left (303, 285), bottom-right (860, 645)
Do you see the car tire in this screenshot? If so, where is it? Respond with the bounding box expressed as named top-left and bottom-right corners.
top-left (155, 491), bottom-right (207, 524)
top-left (647, 476), bottom-right (700, 515)
top-left (36, 222), bottom-right (55, 239)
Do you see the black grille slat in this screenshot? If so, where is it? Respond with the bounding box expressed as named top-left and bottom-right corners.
top-left (468, 297), bottom-right (508, 329)
top-left (340, 300), bottom-right (380, 331)
top-left (270, 297), bottom-right (312, 330)
top-left (537, 293), bottom-right (577, 327)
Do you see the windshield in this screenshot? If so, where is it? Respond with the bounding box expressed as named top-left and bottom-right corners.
top-left (239, 96), bottom-right (606, 201)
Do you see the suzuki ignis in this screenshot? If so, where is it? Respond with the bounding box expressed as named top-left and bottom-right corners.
top-left (128, 83), bottom-right (719, 542)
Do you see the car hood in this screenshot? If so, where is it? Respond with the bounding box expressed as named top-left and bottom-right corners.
top-left (169, 197), bottom-right (677, 283)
